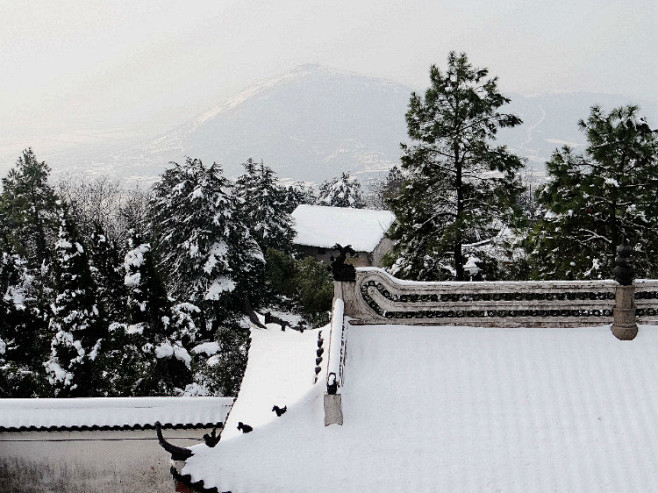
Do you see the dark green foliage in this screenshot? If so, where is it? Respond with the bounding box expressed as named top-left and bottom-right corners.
top-left (123, 231), bottom-right (170, 340)
top-left (150, 158), bottom-right (264, 329)
top-left (234, 159), bottom-right (295, 253)
top-left (265, 249), bottom-right (333, 326)
top-left (369, 166), bottom-right (405, 210)
top-left (1, 149), bottom-right (58, 264)
top-left (293, 256), bottom-right (333, 325)
top-left (265, 248), bottom-right (299, 301)
top-left (195, 323), bottom-right (250, 397)
top-left (45, 204), bottom-right (105, 397)
top-left (529, 105), bottom-right (658, 279)
top-left (282, 182), bottom-right (316, 214)
top-left (88, 224), bottom-right (126, 323)
top-left (387, 52), bottom-right (524, 281)
top-left (0, 150), bottom-right (56, 397)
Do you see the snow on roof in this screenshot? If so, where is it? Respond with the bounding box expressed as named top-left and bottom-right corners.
top-left (182, 323), bottom-right (658, 493)
top-left (291, 205), bottom-right (395, 252)
top-left (0, 397), bottom-right (234, 432)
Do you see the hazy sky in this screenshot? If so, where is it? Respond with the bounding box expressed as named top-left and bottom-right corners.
top-left (1, 0), bottom-right (656, 158)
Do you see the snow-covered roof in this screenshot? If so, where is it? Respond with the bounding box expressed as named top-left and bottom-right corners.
top-left (0, 397), bottom-right (234, 432)
top-left (291, 204), bottom-right (395, 252)
top-left (181, 322), bottom-right (657, 493)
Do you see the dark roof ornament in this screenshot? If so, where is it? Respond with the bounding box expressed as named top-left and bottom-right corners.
top-left (203, 425), bottom-right (221, 448)
top-left (155, 421), bottom-right (193, 460)
top-left (613, 243), bottom-right (634, 286)
top-left (330, 243), bottom-right (357, 282)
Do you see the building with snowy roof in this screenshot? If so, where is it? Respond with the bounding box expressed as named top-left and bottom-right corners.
top-left (159, 264), bottom-right (658, 493)
top-left (0, 397), bottom-right (233, 491)
top-left (291, 204), bottom-right (395, 267)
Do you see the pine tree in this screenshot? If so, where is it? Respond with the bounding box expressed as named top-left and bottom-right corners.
top-left (88, 223), bottom-right (126, 324)
top-left (369, 166), bottom-right (405, 210)
top-left (387, 52), bottom-right (524, 281)
top-left (282, 182), bottom-right (316, 214)
top-left (0, 246), bottom-right (49, 396)
top-left (97, 230), bottom-right (198, 396)
top-left (150, 158), bottom-right (264, 333)
top-left (529, 105), bottom-right (658, 279)
top-left (123, 231), bottom-right (170, 340)
top-left (234, 159), bottom-right (295, 253)
top-left (1, 149), bottom-right (58, 265)
top-left (45, 205), bottom-right (105, 396)
top-left (317, 172), bottom-right (365, 208)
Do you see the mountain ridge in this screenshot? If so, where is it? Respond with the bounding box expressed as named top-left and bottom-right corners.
top-left (3, 65), bottom-right (656, 185)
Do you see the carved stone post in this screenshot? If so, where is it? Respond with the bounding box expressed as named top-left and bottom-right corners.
top-left (612, 244), bottom-right (638, 340)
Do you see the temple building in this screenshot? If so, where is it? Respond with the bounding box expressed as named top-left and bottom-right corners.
top-left (291, 204), bottom-right (395, 267)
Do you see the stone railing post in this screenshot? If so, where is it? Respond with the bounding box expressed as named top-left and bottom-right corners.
top-left (612, 244), bottom-right (638, 340)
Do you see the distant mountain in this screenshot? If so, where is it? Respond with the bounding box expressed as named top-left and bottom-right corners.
top-left (14, 65), bottom-right (658, 185)
top-left (70, 65), bottom-right (412, 184)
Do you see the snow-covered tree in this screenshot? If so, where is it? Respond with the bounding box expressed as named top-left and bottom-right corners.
top-left (317, 172), bottom-right (365, 208)
top-left (0, 246), bottom-right (49, 396)
top-left (45, 205), bottom-right (105, 396)
top-left (123, 231), bottom-right (170, 339)
top-left (234, 159), bottom-right (295, 253)
top-left (529, 105), bottom-right (658, 279)
top-left (102, 230), bottom-right (196, 395)
top-left (368, 166), bottom-right (405, 210)
top-left (282, 181), bottom-right (316, 214)
top-left (150, 158), bottom-right (264, 332)
top-left (88, 223), bottom-right (126, 324)
top-left (387, 52), bottom-right (524, 281)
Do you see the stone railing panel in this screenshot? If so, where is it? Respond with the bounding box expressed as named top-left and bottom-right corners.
top-left (344, 268), bottom-right (618, 328)
top-left (635, 280), bottom-right (658, 325)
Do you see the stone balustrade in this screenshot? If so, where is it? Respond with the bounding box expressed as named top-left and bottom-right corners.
top-left (635, 280), bottom-right (658, 325)
top-left (340, 268), bottom-right (622, 328)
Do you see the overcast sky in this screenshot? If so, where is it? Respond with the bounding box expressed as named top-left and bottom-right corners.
top-left (1, 0), bottom-right (656, 159)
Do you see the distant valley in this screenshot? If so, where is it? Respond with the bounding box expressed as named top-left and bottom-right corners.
top-left (3, 65), bottom-right (656, 186)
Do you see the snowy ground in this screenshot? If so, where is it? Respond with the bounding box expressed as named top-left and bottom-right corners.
top-left (183, 322), bottom-right (658, 493)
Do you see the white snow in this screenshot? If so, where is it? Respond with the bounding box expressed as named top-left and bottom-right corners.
top-left (0, 397), bottom-right (234, 430)
top-left (204, 277), bottom-right (236, 299)
top-left (291, 204), bottom-right (395, 252)
top-left (183, 322), bottom-right (658, 493)
top-left (154, 342), bottom-right (192, 368)
top-left (203, 242), bottom-right (228, 274)
top-left (192, 341), bottom-right (221, 356)
top-left (326, 298), bottom-right (344, 387)
top-left (214, 326), bottom-right (322, 443)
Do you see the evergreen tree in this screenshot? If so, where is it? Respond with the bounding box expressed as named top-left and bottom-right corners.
top-left (387, 52), bottom-right (524, 281)
top-left (0, 246), bottom-right (49, 396)
top-left (234, 159), bottom-right (295, 253)
top-left (88, 223), bottom-right (126, 324)
top-left (282, 181), bottom-right (316, 214)
top-left (112, 230), bottom-right (195, 395)
top-left (369, 166), bottom-right (405, 210)
top-left (45, 205), bottom-right (105, 396)
top-left (317, 172), bottom-right (365, 208)
top-left (150, 158), bottom-right (264, 333)
top-left (123, 231), bottom-right (170, 340)
top-left (529, 105), bottom-right (658, 279)
top-left (1, 149), bottom-right (58, 265)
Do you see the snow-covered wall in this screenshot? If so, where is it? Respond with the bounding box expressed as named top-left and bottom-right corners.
top-left (339, 268), bottom-right (658, 329)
